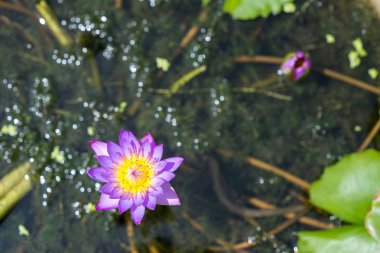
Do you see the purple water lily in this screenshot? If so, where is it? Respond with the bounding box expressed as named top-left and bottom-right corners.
top-left (87, 130), bottom-right (183, 225)
top-left (281, 51), bottom-right (311, 81)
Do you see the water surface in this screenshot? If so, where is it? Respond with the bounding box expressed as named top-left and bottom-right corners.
top-left (1, 0), bottom-right (380, 252)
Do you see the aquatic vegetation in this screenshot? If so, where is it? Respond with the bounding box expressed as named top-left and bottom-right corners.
top-left (223, 0), bottom-right (295, 20)
top-left (1, 0), bottom-right (380, 252)
top-left (281, 51), bottom-right (311, 81)
top-left (155, 57), bottom-right (171, 72)
top-left (298, 150), bottom-right (380, 253)
top-left (325, 34), bottom-right (336, 44)
top-left (368, 68), bottom-right (378, 79)
top-left (18, 224), bottom-right (29, 237)
top-left (35, 0), bottom-right (72, 47)
top-left (87, 130), bottom-right (183, 225)
top-left (348, 37), bottom-right (367, 69)
top-left (367, 193), bottom-right (380, 241)
top-left (0, 163), bottom-right (32, 220)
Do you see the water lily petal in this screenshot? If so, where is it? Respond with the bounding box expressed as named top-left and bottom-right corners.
top-left (281, 57), bottom-right (296, 73)
top-left (131, 205), bottom-right (145, 225)
top-left (163, 157), bottom-right (183, 173)
top-left (141, 140), bottom-right (152, 159)
top-left (145, 195), bottom-right (157, 210)
top-left (90, 141), bottom-right (108, 156)
top-left (153, 160), bottom-right (167, 173)
top-left (149, 186), bottom-right (163, 196)
top-left (157, 171), bottom-right (175, 182)
top-left (97, 155), bottom-right (114, 169)
top-left (128, 131), bottom-right (141, 154)
top-left (151, 177), bottom-right (166, 187)
top-left (133, 193), bottom-right (146, 206)
top-left (109, 187), bottom-right (125, 199)
top-left (119, 129), bottom-right (131, 157)
top-left (295, 51), bottom-right (305, 58)
top-left (118, 198), bottom-right (133, 214)
top-left (107, 141), bottom-right (123, 162)
top-left (152, 144), bottom-right (163, 162)
top-left (156, 183), bottom-right (180, 206)
top-left (293, 67), bottom-right (306, 80)
top-left (140, 132), bottom-right (156, 147)
top-left (87, 167), bottom-right (109, 183)
top-left (100, 182), bottom-right (118, 194)
top-left (102, 171), bottom-right (116, 181)
top-left (96, 193), bottom-right (119, 211)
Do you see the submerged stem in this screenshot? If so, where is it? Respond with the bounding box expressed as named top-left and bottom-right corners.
top-left (126, 216), bottom-right (139, 253)
top-left (182, 211), bottom-right (248, 253)
top-left (235, 55), bottom-right (380, 95)
top-left (206, 156), bottom-right (305, 218)
top-left (0, 163), bottom-right (32, 220)
top-left (314, 67), bottom-right (380, 96)
top-left (217, 149), bottom-right (311, 190)
top-left (168, 65), bottom-right (207, 95)
top-left (0, 162), bottom-right (30, 199)
top-left (88, 53), bottom-right (102, 92)
top-left (36, 0), bottom-right (72, 47)
top-left (358, 117), bottom-right (380, 151)
top-left (248, 198), bottom-right (333, 230)
top-left (266, 208), bottom-right (308, 236)
top-left (0, 2), bottom-right (36, 18)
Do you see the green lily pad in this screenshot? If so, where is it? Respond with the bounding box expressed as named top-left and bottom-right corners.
top-left (223, 0), bottom-right (294, 20)
top-left (310, 150), bottom-right (380, 224)
top-left (298, 226), bottom-right (380, 253)
top-left (366, 192), bottom-right (380, 241)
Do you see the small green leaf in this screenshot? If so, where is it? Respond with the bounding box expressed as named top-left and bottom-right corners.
top-left (368, 68), bottom-right (379, 80)
top-left (118, 101), bottom-right (127, 113)
top-left (85, 202), bottom-right (96, 213)
top-left (223, 0), bottom-right (294, 20)
top-left (352, 38), bottom-right (367, 57)
top-left (348, 50), bottom-right (361, 69)
top-left (1, 124), bottom-right (18, 137)
top-left (354, 125), bottom-right (362, 132)
top-left (18, 224), bottom-right (30, 236)
top-left (366, 192), bottom-right (380, 241)
top-left (298, 226), bottom-right (380, 253)
top-left (87, 127), bottom-right (94, 136)
top-left (51, 146), bottom-right (65, 164)
top-left (156, 57), bottom-right (171, 72)
top-left (325, 34), bottom-right (335, 44)
top-left (310, 150), bottom-right (380, 224)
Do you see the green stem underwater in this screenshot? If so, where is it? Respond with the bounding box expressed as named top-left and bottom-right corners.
top-left (36, 0), bottom-right (73, 47)
top-left (0, 162), bottom-right (30, 199)
top-left (0, 163), bottom-right (32, 220)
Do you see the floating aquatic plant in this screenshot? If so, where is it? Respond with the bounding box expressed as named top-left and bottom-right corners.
top-left (298, 150), bottom-right (380, 253)
top-left (223, 0), bottom-right (295, 20)
top-left (348, 37), bottom-right (367, 69)
top-left (87, 130), bottom-right (183, 225)
top-left (281, 51), bottom-right (311, 81)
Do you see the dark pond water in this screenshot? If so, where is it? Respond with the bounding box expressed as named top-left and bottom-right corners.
top-left (1, 0), bottom-right (380, 252)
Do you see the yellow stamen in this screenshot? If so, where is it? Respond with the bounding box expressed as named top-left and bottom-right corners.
top-left (115, 155), bottom-right (154, 195)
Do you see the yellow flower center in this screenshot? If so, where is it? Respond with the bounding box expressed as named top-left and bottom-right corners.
top-left (115, 155), bottom-right (154, 195)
